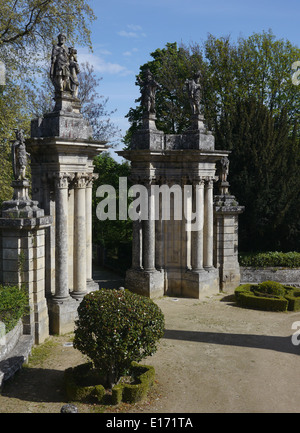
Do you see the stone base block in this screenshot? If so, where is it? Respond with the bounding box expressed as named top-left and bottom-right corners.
top-left (219, 267), bottom-right (241, 293)
top-left (86, 279), bottom-right (100, 293)
top-left (181, 268), bottom-right (220, 298)
top-left (125, 269), bottom-right (164, 299)
top-left (48, 296), bottom-right (80, 335)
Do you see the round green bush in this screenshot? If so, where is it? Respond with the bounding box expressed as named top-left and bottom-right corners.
top-left (255, 280), bottom-right (286, 297)
top-left (73, 289), bottom-right (165, 388)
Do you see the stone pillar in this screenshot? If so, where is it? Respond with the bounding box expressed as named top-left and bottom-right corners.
top-left (142, 179), bottom-right (156, 272)
top-left (72, 173), bottom-right (87, 299)
top-left (86, 174), bottom-right (99, 291)
top-left (0, 179), bottom-right (52, 345)
top-left (54, 173), bottom-right (70, 300)
top-left (191, 179), bottom-right (205, 271)
top-left (204, 178), bottom-right (214, 269)
top-left (132, 217), bottom-right (142, 270)
top-left (214, 194), bottom-right (245, 292)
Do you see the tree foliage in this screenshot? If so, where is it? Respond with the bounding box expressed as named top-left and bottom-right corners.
top-left (0, 0), bottom-right (95, 76)
top-left (92, 152), bottom-right (132, 270)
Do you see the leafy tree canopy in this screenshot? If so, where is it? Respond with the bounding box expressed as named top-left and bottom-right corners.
top-left (124, 30), bottom-right (300, 251)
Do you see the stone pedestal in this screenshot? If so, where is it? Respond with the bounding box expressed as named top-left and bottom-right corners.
top-left (0, 180), bottom-right (52, 344)
top-left (214, 194), bottom-right (244, 293)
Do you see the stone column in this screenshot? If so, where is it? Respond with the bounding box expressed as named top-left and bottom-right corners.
top-left (86, 173), bottom-right (98, 282)
top-left (204, 178), bottom-right (214, 269)
top-left (132, 217), bottom-right (142, 270)
top-left (71, 173), bottom-right (87, 299)
top-left (191, 179), bottom-right (205, 271)
top-left (54, 173), bottom-right (70, 300)
top-left (142, 178), bottom-right (155, 272)
top-left (155, 177), bottom-right (164, 271)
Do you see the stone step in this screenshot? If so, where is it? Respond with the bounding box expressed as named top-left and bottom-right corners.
top-left (0, 334), bottom-right (34, 387)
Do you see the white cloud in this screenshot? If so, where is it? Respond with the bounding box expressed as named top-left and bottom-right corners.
top-left (118, 30), bottom-right (139, 38)
top-left (127, 24), bottom-right (142, 31)
top-left (118, 25), bottom-right (146, 39)
top-left (77, 50), bottom-right (133, 76)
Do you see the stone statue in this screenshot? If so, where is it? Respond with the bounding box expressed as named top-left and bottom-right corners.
top-left (185, 70), bottom-right (202, 115)
top-left (50, 34), bottom-right (80, 98)
top-left (11, 129), bottom-right (29, 180)
top-left (68, 47), bottom-right (80, 98)
top-left (220, 156), bottom-right (229, 182)
top-left (138, 69), bottom-right (160, 115)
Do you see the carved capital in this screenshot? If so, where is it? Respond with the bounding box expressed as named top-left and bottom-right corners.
top-left (54, 172), bottom-right (71, 189)
top-left (73, 172), bottom-right (88, 189)
top-left (86, 173), bottom-right (99, 188)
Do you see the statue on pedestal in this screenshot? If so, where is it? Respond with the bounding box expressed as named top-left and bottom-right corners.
top-left (138, 69), bottom-right (160, 115)
top-left (11, 129), bottom-right (29, 180)
top-left (185, 70), bottom-right (202, 115)
top-left (50, 34), bottom-right (80, 98)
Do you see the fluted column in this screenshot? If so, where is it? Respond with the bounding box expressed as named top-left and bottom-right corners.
top-left (142, 178), bottom-right (155, 272)
top-left (71, 173), bottom-right (87, 299)
top-left (204, 178), bottom-right (214, 269)
top-left (191, 178), bottom-right (205, 271)
top-left (132, 216), bottom-right (142, 270)
top-left (54, 173), bottom-right (70, 300)
top-left (155, 176), bottom-right (164, 271)
top-left (86, 173), bottom-right (98, 282)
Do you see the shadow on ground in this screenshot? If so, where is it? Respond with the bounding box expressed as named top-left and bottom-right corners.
top-left (1, 367), bottom-right (66, 403)
top-left (163, 329), bottom-right (300, 355)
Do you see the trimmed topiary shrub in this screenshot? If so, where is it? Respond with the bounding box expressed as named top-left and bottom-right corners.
top-left (0, 285), bottom-right (28, 332)
top-left (254, 281), bottom-right (286, 297)
top-left (234, 282), bottom-right (300, 312)
top-left (73, 289), bottom-right (164, 389)
top-left (64, 361), bottom-right (155, 405)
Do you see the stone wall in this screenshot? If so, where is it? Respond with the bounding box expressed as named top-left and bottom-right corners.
top-left (240, 267), bottom-right (300, 287)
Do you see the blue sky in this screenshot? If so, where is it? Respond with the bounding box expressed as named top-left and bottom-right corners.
top-left (79, 0), bottom-right (300, 160)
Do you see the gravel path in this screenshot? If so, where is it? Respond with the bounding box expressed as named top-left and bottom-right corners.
top-left (0, 292), bottom-right (299, 413)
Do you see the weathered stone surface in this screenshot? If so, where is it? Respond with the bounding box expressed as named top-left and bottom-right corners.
top-left (240, 267), bottom-right (300, 287)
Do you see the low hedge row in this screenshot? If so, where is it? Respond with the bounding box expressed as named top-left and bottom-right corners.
top-left (64, 361), bottom-right (155, 405)
top-left (235, 282), bottom-right (300, 312)
top-left (239, 251), bottom-right (300, 268)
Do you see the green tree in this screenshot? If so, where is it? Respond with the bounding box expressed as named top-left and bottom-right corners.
top-left (217, 97), bottom-right (300, 251)
top-left (0, 0), bottom-right (96, 204)
top-left (92, 152), bottom-right (132, 272)
top-left (124, 31), bottom-right (300, 251)
top-left (0, 0), bottom-right (95, 76)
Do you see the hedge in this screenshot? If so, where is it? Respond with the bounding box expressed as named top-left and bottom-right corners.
top-left (239, 251), bottom-right (300, 268)
top-left (64, 361), bottom-right (155, 405)
top-left (235, 282), bottom-right (300, 312)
